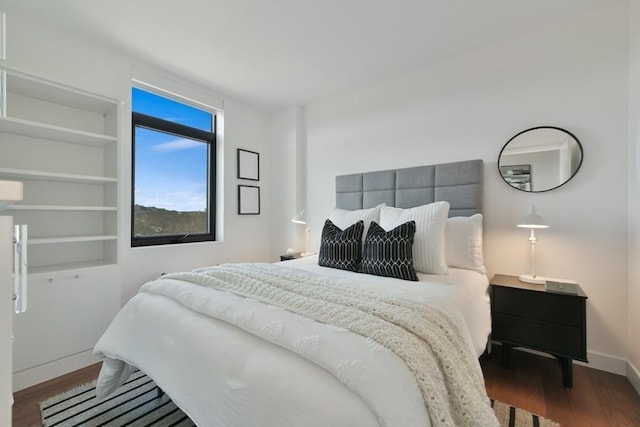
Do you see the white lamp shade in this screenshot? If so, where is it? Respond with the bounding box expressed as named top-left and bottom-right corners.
top-left (0, 180), bottom-right (23, 201)
top-left (517, 205), bottom-right (548, 229)
top-left (291, 209), bottom-right (308, 225)
top-left (0, 180), bottom-right (23, 211)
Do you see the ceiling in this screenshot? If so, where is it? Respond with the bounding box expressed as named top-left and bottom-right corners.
top-left (2, 0), bottom-right (611, 111)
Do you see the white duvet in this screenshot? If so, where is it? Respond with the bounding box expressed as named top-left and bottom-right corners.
top-left (287, 256), bottom-right (492, 357)
top-left (94, 258), bottom-right (494, 427)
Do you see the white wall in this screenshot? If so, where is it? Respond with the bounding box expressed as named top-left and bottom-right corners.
top-left (300, 4), bottom-right (630, 372)
top-left (268, 106), bottom-right (309, 260)
top-left (3, 10), bottom-right (272, 303)
top-left (627, 0), bottom-right (640, 393)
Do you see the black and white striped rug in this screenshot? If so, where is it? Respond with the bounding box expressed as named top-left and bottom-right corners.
top-left (491, 399), bottom-right (559, 427)
top-left (40, 370), bottom-right (194, 427)
top-left (41, 371), bottom-right (559, 427)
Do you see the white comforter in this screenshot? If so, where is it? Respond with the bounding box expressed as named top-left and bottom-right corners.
top-left (94, 259), bottom-right (494, 427)
top-left (287, 256), bottom-right (492, 357)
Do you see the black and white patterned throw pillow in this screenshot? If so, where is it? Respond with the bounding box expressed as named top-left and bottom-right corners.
top-left (318, 219), bottom-right (364, 272)
top-left (360, 220), bottom-right (418, 281)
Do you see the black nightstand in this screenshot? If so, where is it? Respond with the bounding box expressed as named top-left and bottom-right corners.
top-left (280, 252), bottom-right (302, 261)
top-left (489, 274), bottom-right (588, 387)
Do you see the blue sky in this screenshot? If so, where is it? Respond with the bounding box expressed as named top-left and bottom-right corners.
top-left (132, 88), bottom-right (212, 212)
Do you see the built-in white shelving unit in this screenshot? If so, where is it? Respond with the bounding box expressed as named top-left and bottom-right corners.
top-left (1, 66), bottom-right (122, 391)
top-left (0, 66), bottom-right (120, 274)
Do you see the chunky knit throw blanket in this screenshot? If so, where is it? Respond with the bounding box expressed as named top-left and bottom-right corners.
top-left (146, 263), bottom-right (498, 427)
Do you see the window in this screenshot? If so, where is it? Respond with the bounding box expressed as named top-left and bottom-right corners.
top-left (131, 87), bottom-right (216, 247)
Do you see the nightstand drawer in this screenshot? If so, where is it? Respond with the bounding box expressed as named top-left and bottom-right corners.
top-left (493, 287), bottom-right (583, 327)
top-left (493, 313), bottom-right (586, 360)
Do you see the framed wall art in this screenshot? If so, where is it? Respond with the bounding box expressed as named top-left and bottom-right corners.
top-left (237, 148), bottom-right (259, 181)
top-left (238, 185), bottom-right (260, 215)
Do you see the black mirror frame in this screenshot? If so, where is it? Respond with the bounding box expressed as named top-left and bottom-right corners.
top-left (498, 126), bottom-right (583, 193)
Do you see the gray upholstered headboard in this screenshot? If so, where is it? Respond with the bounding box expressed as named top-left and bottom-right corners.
top-left (336, 159), bottom-right (483, 217)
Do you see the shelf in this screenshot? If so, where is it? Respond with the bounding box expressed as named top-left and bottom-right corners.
top-left (27, 260), bottom-right (117, 277)
top-left (0, 167), bottom-right (117, 184)
top-left (8, 205), bottom-right (117, 211)
top-left (0, 117), bottom-right (117, 146)
top-left (29, 234), bottom-right (117, 245)
top-left (5, 66), bottom-right (118, 114)
top-left (3, 66), bottom-right (121, 377)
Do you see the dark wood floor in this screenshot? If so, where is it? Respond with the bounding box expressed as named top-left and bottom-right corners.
top-left (12, 363), bottom-right (102, 427)
top-left (481, 349), bottom-right (640, 427)
top-left (12, 350), bottom-right (640, 426)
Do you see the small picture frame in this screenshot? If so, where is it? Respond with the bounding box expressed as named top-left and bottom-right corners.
top-left (237, 148), bottom-right (259, 181)
top-left (238, 185), bottom-right (260, 215)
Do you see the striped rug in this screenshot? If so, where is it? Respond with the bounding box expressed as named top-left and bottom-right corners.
top-left (41, 371), bottom-right (559, 427)
top-left (40, 370), bottom-right (194, 427)
top-left (491, 399), bottom-right (559, 427)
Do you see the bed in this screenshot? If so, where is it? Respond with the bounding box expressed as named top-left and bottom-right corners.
top-left (93, 159), bottom-right (498, 427)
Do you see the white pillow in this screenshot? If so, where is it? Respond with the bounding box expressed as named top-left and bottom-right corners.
top-left (379, 202), bottom-right (449, 275)
top-left (445, 214), bottom-right (486, 274)
top-left (330, 204), bottom-right (384, 245)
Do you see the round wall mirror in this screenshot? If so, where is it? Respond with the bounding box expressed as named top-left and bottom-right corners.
top-left (498, 126), bottom-right (583, 193)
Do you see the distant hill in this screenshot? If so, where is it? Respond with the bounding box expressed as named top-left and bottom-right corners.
top-left (134, 204), bottom-right (207, 236)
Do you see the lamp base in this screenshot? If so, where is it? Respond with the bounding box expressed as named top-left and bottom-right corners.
top-left (519, 274), bottom-right (546, 285)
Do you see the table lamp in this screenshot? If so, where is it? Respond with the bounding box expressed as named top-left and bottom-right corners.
top-left (517, 205), bottom-right (549, 284)
top-left (291, 209), bottom-right (311, 256)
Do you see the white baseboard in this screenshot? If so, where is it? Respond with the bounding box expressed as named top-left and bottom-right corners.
top-left (627, 360), bottom-right (640, 397)
top-left (490, 341), bottom-right (627, 375)
top-left (576, 350), bottom-right (627, 375)
top-left (12, 349), bottom-right (100, 392)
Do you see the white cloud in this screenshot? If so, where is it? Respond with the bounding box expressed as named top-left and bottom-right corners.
top-left (153, 138), bottom-right (203, 152)
top-left (137, 190), bottom-right (207, 212)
